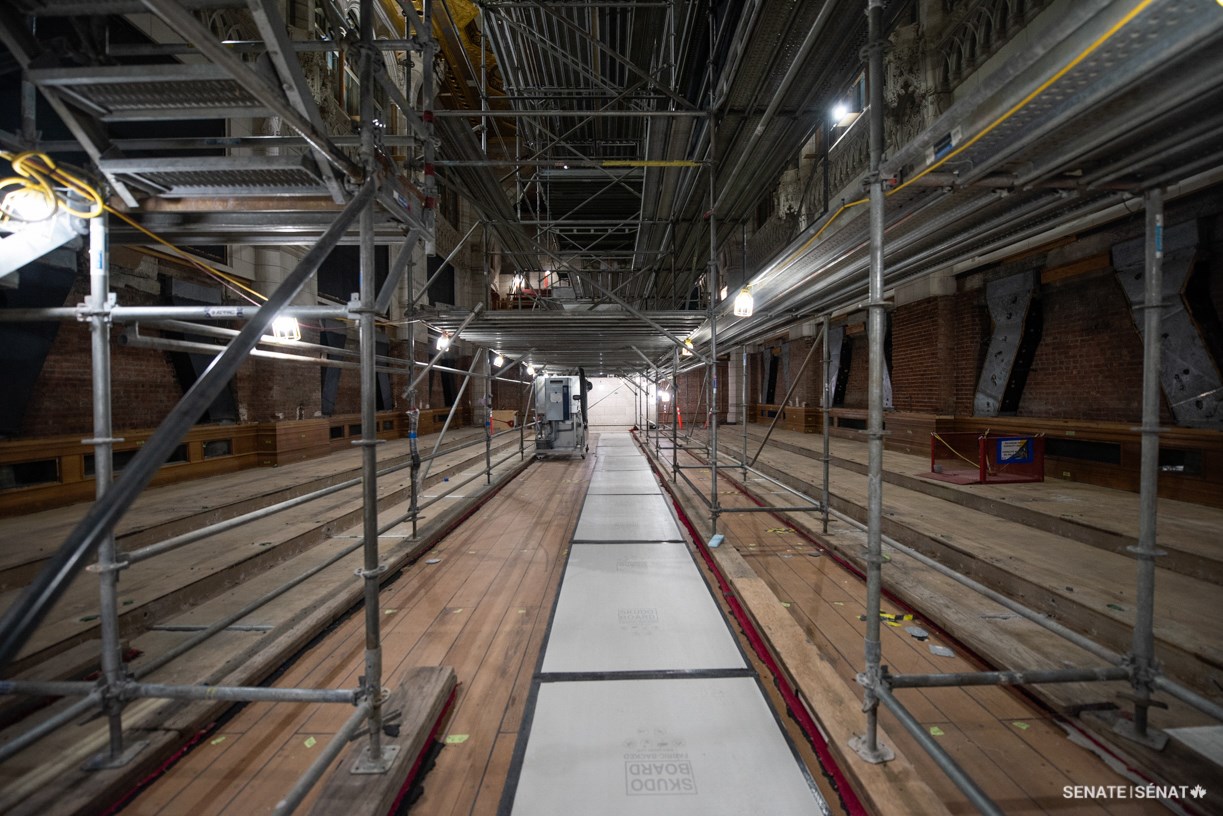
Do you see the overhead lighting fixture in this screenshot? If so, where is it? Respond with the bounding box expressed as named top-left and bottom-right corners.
top-left (831, 103), bottom-right (849, 123)
top-left (436, 331), bottom-right (451, 350)
top-left (733, 286), bottom-right (754, 317)
top-left (271, 315), bottom-right (301, 342)
top-left (681, 338), bottom-right (694, 357)
top-left (526, 363), bottom-right (536, 376)
top-left (659, 389), bottom-right (671, 403)
top-left (0, 188), bottom-right (56, 226)
top-left (493, 352), bottom-right (505, 367)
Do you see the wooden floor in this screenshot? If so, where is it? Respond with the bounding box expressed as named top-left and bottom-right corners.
top-left (2, 424), bottom-right (1219, 815)
top-left (125, 455), bottom-right (589, 816)
top-left (0, 427), bottom-right (534, 815)
top-left (649, 424), bottom-right (1222, 815)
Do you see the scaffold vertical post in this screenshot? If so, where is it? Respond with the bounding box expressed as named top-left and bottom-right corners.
top-left (353, 0), bottom-right (389, 773)
top-left (851, 0), bottom-right (894, 764)
top-left (821, 314), bottom-right (831, 534)
top-left (82, 209), bottom-right (145, 770)
top-left (1116, 186), bottom-right (1169, 750)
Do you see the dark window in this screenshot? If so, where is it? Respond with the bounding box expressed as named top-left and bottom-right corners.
top-left (1159, 448), bottom-right (1203, 476)
top-left (1045, 438), bottom-right (1121, 465)
top-left (86, 444), bottom-right (188, 477)
top-left (348, 424), bottom-right (362, 436)
top-left (330, 426), bottom-right (345, 440)
top-left (838, 417), bottom-right (867, 430)
top-left (0, 459), bottom-right (60, 489)
top-left (382, 420), bottom-right (395, 431)
top-left (202, 439), bottom-right (232, 459)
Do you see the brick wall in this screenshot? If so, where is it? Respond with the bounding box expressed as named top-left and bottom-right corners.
top-left (842, 330), bottom-right (869, 408)
top-left (953, 289), bottom-right (990, 416)
top-left (1017, 271), bottom-right (1156, 423)
top-left (22, 279), bottom-right (183, 437)
top-left (891, 297), bottom-right (956, 413)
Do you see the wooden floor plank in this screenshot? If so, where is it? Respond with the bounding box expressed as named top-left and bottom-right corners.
top-left (651, 437), bottom-right (1173, 816)
top-left (124, 457), bottom-right (586, 816)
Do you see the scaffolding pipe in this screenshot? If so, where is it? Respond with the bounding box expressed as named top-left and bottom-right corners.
top-left (0, 179), bottom-right (377, 674)
top-left (407, 221), bottom-right (480, 309)
top-left (273, 700), bottom-right (372, 816)
top-left (1124, 185), bottom-right (1167, 747)
top-left (127, 682), bottom-right (358, 704)
top-left (854, 0), bottom-right (891, 765)
top-left (885, 666), bottom-right (1130, 689)
top-left (749, 325), bottom-right (824, 467)
top-left (741, 344), bottom-right (749, 479)
top-left (84, 210), bottom-right (131, 768)
top-left (404, 304), bottom-right (484, 396)
top-left (821, 314), bottom-right (831, 533)
top-left (1152, 675), bottom-right (1223, 724)
top-left (0, 691), bottom-right (102, 764)
top-left (707, 68), bottom-right (720, 534)
top-left (484, 352), bottom-right (494, 484)
top-left (120, 327), bottom-right (407, 374)
top-left (672, 345), bottom-right (679, 481)
top-left (417, 353), bottom-right (482, 489)
top-left (875, 685), bottom-right (1003, 816)
top-left (0, 304), bottom-right (351, 323)
top-left (357, 3), bottom-right (387, 765)
top-left (413, 447), bottom-right (523, 514)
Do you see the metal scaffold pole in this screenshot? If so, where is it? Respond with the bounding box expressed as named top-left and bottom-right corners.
top-left (821, 314), bottom-right (831, 534)
top-left (850, 0), bottom-right (894, 765)
top-left (1117, 185), bottom-right (1170, 750)
top-left (706, 9), bottom-right (720, 537)
top-left (353, 0), bottom-right (390, 773)
top-left (82, 210), bottom-right (145, 770)
top-left (741, 344), bottom-right (749, 479)
top-left (672, 344), bottom-right (679, 479)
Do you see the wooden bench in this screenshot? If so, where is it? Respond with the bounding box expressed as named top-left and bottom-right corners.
top-left (0, 424), bottom-right (258, 517)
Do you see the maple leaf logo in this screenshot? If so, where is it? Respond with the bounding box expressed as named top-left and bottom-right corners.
top-left (1191, 785), bottom-right (1206, 799)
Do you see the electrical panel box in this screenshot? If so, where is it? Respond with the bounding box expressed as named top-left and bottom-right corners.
top-left (532, 373), bottom-right (589, 459)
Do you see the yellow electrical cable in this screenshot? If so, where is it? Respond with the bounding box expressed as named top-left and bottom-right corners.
top-left (1, 150), bottom-right (104, 221)
top-left (102, 203), bottom-right (269, 303)
top-left (763, 0), bottom-right (1156, 283)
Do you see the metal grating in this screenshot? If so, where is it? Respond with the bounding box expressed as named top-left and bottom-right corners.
top-left (29, 65), bottom-right (267, 122)
top-left (100, 156), bottom-right (328, 198)
top-left (431, 310), bottom-right (706, 371)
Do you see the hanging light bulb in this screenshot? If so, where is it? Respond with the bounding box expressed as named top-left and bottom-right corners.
top-left (681, 337), bottom-right (694, 357)
top-left (271, 315), bottom-right (301, 342)
top-left (493, 352), bottom-right (505, 367)
top-left (733, 286), bottom-right (754, 317)
top-left (659, 389), bottom-right (671, 403)
top-left (526, 363), bottom-right (536, 376)
top-left (436, 331), bottom-right (451, 350)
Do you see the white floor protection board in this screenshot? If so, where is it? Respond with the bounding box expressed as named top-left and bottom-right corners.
top-left (573, 493), bottom-right (682, 541)
top-left (509, 677), bottom-right (827, 816)
top-left (597, 434), bottom-right (637, 446)
top-left (588, 468), bottom-right (660, 495)
top-left (542, 543), bottom-right (746, 673)
top-left (595, 458), bottom-right (653, 472)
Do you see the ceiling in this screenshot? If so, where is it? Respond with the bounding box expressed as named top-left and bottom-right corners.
top-left (3, 0), bottom-right (1222, 374)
